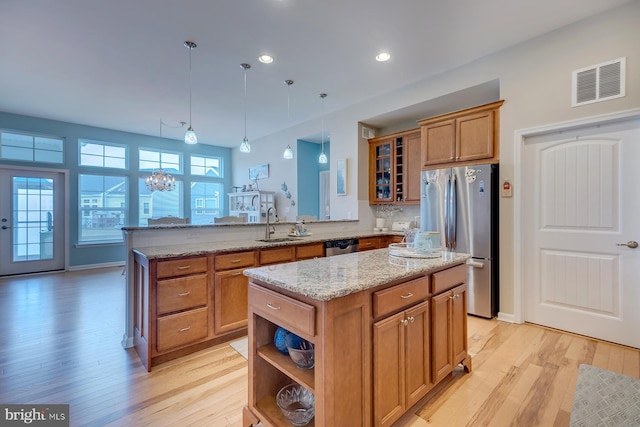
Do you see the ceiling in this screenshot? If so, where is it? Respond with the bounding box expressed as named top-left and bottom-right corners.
top-left (0, 0), bottom-right (631, 147)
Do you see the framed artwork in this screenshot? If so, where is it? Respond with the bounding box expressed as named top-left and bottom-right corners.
top-left (336, 158), bottom-right (347, 196)
top-left (249, 163), bottom-right (269, 180)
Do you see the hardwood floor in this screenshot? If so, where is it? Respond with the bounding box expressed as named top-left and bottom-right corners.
top-left (1, 268), bottom-right (638, 426)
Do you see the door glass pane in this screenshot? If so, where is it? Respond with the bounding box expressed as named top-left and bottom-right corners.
top-left (12, 176), bottom-right (54, 262)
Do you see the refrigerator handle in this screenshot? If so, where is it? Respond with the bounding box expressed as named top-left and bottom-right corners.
top-left (450, 173), bottom-right (457, 250)
top-left (443, 174), bottom-right (451, 249)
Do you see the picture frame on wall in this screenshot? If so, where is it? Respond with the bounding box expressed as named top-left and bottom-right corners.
top-left (249, 163), bottom-right (269, 180)
top-left (336, 158), bottom-right (347, 196)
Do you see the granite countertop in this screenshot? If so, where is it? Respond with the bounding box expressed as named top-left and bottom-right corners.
top-left (244, 249), bottom-right (470, 301)
top-left (132, 230), bottom-right (403, 259)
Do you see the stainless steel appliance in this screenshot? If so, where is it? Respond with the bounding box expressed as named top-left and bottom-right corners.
top-left (420, 164), bottom-right (498, 318)
top-left (325, 238), bottom-right (359, 256)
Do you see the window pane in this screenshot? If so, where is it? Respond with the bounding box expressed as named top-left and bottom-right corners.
top-left (190, 182), bottom-right (223, 224)
top-left (80, 140), bottom-right (127, 169)
top-left (138, 178), bottom-right (183, 226)
top-left (191, 155), bottom-right (222, 177)
top-left (1, 132), bottom-right (64, 163)
top-left (139, 149), bottom-right (182, 174)
top-left (79, 174), bottom-right (128, 242)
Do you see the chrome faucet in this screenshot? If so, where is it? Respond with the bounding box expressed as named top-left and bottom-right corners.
top-left (265, 207), bottom-right (277, 240)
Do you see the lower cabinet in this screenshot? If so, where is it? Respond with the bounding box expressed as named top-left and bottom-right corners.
top-left (373, 301), bottom-right (430, 427)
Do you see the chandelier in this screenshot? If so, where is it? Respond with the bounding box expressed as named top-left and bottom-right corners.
top-left (145, 168), bottom-right (176, 192)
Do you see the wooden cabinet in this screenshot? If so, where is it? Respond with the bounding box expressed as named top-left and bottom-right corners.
top-left (259, 246), bottom-right (295, 265)
top-left (430, 265), bottom-right (470, 384)
top-left (373, 276), bottom-right (431, 427)
top-left (418, 100), bottom-right (504, 169)
top-left (295, 242), bottom-right (325, 260)
top-left (358, 236), bottom-right (381, 251)
top-left (133, 253), bottom-right (214, 371)
top-left (369, 129), bottom-right (421, 205)
top-left (214, 250), bottom-right (257, 335)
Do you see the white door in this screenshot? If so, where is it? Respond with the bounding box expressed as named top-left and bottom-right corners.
top-left (522, 118), bottom-right (639, 348)
top-left (0, 167), bottom-right (66, 276)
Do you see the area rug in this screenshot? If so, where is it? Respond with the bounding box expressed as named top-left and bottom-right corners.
top-left (229, 337), bottom-right (248, 360)
top-left (570, 364), bottom-right (640, 426)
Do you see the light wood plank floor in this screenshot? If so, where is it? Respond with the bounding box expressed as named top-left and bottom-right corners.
top-left (1, 268), bottom-right (638, 426)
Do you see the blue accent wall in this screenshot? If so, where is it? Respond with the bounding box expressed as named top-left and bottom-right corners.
top-left (0, 111), bottom-right (231, 268)
top-left (296, 139), bottom-right (329, 218)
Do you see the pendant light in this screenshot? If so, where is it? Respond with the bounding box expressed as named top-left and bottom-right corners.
top-left (318, 93), bottom-right (328, 164)
top-left (283, 79), bottom-right (294, 160)
top-left (239, 63), bottom-right (251, 153)
top-left (183, 41), bottom-right (198, 144)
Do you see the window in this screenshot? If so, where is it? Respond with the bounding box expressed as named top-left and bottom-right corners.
top-left (138, 179), bottom-right (184, 226)
top-left (79, 139), bottom-right (127, 169)
top-left (190, 182), bottom-right (223, 224)
top-left (191, 155), bottom-right (223, 177)
top-left (0, 131), bottom-right (64, 163)
top-left (79, 175), bottom-right (128, 242)
top-left (139, 148), bottom-right (181, 174)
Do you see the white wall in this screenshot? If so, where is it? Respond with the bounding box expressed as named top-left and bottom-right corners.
top-left (232, 1), bottom-right (640, 314)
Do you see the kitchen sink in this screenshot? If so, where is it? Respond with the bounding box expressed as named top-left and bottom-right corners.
top-left (256, 237), bottom-right (301, 243)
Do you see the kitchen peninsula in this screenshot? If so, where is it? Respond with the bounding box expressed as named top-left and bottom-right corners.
top-left (242, 249), bottom-right (471, 427)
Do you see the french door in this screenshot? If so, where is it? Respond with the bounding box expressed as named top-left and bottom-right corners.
top-left (0, 167), bottom-right (66, 276)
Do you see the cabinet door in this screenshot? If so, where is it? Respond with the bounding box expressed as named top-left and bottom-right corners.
top-left (403, 132), bottom-right (422, 204)
top-left (404, 301), bottom-right (431, 408)
top-left (373, 311), bottom-right (405, 427)
top-left (431, 291), bottom-right (453, 384)
top-left (421, 119), bottom-right (455, 167)
top-left (451, 284), bottom-right (468, 365)
top-left (370, 140), bottom-right (394, 203)
top-left (456, 110), bottom-right (494, 162)
top-left (214, 267), bottom-right (248, 335)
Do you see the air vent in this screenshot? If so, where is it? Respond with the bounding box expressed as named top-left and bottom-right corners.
top-left (362, 126), bottom-right (376, 139)
top-left (572, 57), bottom-right (625, 107)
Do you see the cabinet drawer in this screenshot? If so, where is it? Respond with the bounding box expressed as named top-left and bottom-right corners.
top-left (295, 243), bottom-right (324, 260)
top-left (156, 307), bottom-right (209, 353)
top-left (358, 237), bottom-right (379, 251)
top-left (431, 264), bottom-right (467, 294)
top-left (259, 246), bottom-right (294, 265)
top-left (157, 256), bottom-right (208, 279)
top-left (373, 276), bottom-right (429, 318)
top-left (157, 273), bottom-right (208, 315)
top-left (215, 250), bottom-right (256, 270)
top-left (249, 283), bottom-right (315, 336)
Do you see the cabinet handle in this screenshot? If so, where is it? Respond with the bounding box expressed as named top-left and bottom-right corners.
top-left (178, 292), bottom-right (191, 297)
top-left (178, 326), bottom-right (191, 332)
top-left (231, 259), bottom-right (241, 263)
top-left (402, 319), bottom-right (408, 326)
top-left (450, 293), bottom-right (460, 300)
top-left (408, 316), bottom-right (415, 323)
top-left (267, 303), bottom-right (281, 310)
top-left (177, 265), bottom-right (191, 270)
top-left (231, 272), bottom-right (243, 276)
top-left (400, 293), bottom-right (414, 299)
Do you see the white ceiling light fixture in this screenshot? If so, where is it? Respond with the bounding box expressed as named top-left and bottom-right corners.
top-left (375, 51), bottom-right (391, 62)
top-left (183, 41), bottom-right (198, 144)
top-left (239, 63), bottom-right (251, 153)
top-left (283, 79), bottom-right (294, 160)
top-left (258, 54), bottom-right (274, 64)
top-left (318, 93), bottom-right (328, 164)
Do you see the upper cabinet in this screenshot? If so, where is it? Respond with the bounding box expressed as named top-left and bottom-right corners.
top-left (369, 129), bottom-right (421, 205)
top-left (418, 100), bottom-right (504, 169)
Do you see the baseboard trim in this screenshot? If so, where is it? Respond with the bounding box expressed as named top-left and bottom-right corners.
top-left (68, 261), bottom-right (125, 271)
top-left (497, 312), bottom-right (517, 323)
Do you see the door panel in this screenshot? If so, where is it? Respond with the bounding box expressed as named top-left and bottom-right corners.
top-left (0, 168), bottom-right (65, 276)
top-left (523, 119), bottom-right (639, 348)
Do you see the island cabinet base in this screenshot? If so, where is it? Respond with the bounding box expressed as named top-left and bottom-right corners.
top-left (246, 282), bottom-right (371, 427)
top-left (244, 261), bottom-right (472, 427)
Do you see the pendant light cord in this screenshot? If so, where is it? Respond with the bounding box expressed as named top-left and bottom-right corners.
top-left (189, 46), bottom-right (193, 128)
top-left (244, 67), bottom-right (247, 138)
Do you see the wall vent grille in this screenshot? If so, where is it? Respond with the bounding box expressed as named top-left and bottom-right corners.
top-left (362, 126), bottom-right (376, 139)
top-left (572, 57), bottom-right (625, 107)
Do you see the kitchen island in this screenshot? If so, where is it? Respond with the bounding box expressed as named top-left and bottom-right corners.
top-left (242, 249), bottom-right (471, 427)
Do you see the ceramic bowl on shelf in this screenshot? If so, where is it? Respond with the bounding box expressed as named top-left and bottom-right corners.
top-left (276, 384), bottom-right (315, 426)
top-left (285, 333), bottom-right (314, 369)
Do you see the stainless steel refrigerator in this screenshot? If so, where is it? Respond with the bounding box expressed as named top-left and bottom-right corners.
top-left (420, 164), bottom-right (498, 318)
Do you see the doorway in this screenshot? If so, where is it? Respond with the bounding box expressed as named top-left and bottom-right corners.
top-left (319, 170), bottom-right (330, 220)
top-left (518, 114), bottom-right (640, 348)
top-left (0, 167), bottom-right (66, 276)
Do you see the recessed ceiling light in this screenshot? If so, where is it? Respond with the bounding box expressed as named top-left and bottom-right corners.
top-left (258, 54), bottom-right (274, 64)
top-left (376, 52), bottom-right (391, 62)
